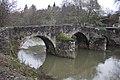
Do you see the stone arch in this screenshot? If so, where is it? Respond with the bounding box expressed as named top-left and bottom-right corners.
top-left (102, 35), bottom-right (118, 48)
top-left (35, 35), bottom-right (56, 54)
top-left (20, 35), bottom-right (56, 55)
top-left (72, 32), bottom-right (89, 49)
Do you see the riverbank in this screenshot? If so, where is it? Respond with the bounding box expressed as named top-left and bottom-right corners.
top-left (0, 52), bottom-right (56, 80)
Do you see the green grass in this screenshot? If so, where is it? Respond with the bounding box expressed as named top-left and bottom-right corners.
top-left (57, 33), bottom-right (74, 41)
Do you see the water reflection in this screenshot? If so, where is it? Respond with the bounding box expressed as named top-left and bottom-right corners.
top-left (42, 49), bottom-right (120, 80)
top-left (94, 57), bottom-right (120, 80)
top-left (20, 37), bottom-right (45, 49)
top-left (18, 37), bottom-right (46, 69)
top-left (18, 50), bottom-right (46, 69)
top-left (18, 37), bottom-right (120, 80)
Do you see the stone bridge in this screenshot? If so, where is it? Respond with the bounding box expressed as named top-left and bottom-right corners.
top-left (0, 25), bottom-right (120, 58)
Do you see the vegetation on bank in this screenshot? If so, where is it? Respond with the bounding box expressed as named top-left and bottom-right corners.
top-left (57, 33), bottom-right (74, 41)
top-left (0, 0), bottom-right (119, 27)
top-left (0, 52), bottom-right (56, 80)
top-left (0, 36), bottom-right (56, 80)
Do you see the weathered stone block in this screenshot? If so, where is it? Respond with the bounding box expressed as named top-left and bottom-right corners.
top-left (89, 37), bottom-right (107, 51)
top-left (56, 39), bottom-right (76, 58)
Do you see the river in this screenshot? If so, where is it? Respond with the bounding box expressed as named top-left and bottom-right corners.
top-left (18, 37), bottom-right (120, 80)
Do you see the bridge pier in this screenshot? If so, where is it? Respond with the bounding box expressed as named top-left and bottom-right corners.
top-left (89, 37), bottom-right (107, 51)
top-left (55, 39), bottom-right (76, 59)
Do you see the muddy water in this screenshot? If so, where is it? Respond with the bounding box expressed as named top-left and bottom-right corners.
top-left (18, 38), bottom-right (120, 80)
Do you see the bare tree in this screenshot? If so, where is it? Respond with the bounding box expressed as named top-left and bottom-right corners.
top-left (61, 0), bottom-right (101, 25)
top-left (0, 0), bottom-right (16, 27)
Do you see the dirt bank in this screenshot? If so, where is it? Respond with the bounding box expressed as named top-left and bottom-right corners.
top-left (0, 53), bottom-right (56, 80)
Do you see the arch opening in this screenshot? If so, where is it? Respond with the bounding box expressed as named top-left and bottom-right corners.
top-left (72, 32), bottom-right (89, 49)
top-left (102, 35), bottom-right (119, 49)
top-left (18, 35), bottom-right (56, 69)
top-left (20, 35), bottom-right (56, 54)
top-left (35, 35), bottom-right (56, 54)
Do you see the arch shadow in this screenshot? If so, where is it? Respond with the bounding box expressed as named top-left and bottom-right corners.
top-left (34, 35), bottom-right (56, 54)
top-left (18, 35), bottom-right (56, 71)
top-left (72, 32), bottom-right (89, 49)
top-left (102, 35), bottom-right (120, 49)
top-left (20, 35), bottom-right (56, 55)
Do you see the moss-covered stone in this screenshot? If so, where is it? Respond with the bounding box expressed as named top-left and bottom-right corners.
top-left (57, 33), bottom-right (74, 41)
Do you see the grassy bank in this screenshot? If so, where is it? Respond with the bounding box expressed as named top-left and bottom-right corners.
top-left (0, 52), bottom-right (56, 80)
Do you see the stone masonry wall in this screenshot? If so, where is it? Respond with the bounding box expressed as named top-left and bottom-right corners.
top-left (0, 25), bottom-right (120, 59)
top-left (55, 39), bottom-right (76, 59)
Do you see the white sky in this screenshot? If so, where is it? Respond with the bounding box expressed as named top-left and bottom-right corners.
top-left (98, 0), bottom-right (116, 11)
top-left (17, 0), bottom-right (62, 10)
top-left (16, 0), bottom-right (116, 11)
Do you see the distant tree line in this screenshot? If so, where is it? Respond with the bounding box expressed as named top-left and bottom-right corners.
top-left (0, 0), bottom-right (119, 27)
top-left (0, 0), bottom-right (16, 27)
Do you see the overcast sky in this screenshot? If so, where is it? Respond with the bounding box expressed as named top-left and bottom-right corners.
top-left (16, 0), bottom-right (116, 11)
top-left (17, 0), bottom-right (62, 10)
